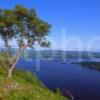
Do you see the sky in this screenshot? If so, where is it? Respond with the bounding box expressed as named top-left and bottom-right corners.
top-left (0, 0), bottom-right (100, 51)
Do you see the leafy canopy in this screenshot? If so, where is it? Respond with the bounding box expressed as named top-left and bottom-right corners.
top-left (0, 5), bottom-right (51, 48)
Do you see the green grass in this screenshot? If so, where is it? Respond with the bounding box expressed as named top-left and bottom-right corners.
top-left (0, 53), bottom-right (69, 100)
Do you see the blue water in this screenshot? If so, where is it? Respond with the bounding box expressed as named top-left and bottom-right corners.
top-left (17, 58), bottom-right (100, 100)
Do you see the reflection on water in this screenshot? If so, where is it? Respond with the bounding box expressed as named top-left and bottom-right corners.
top-left (17, 58), bottom-right (100, 100)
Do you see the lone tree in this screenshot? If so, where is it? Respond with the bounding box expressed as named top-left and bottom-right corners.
top-left (0, 5), bottom-right (51, 79)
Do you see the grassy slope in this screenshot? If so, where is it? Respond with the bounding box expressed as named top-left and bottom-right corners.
top-left (0, 54), bottom-right (69, 100)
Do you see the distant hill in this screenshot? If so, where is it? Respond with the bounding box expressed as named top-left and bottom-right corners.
top-left (0, 48), bottom-right (100, 58)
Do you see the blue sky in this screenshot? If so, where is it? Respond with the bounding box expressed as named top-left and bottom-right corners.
top-left (0, 0), bottom-right (100, 51)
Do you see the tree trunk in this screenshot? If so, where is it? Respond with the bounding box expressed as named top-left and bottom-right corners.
top-left (7, 47), bottom-right (23, 79)
top-left (7, 66), bottom-right (14, 79)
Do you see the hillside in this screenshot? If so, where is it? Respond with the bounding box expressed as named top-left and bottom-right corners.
top-left (1, 48), bottom-right (100, 58)
top-left (0, 54), bottom-right (69, 100)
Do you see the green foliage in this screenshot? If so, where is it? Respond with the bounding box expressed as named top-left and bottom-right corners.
top-left (0, 4), bottom-right (51, 48)
top-left (0, 53), bottom-right (7, 67)
top-left (0, 5), bottom-right (52, 79)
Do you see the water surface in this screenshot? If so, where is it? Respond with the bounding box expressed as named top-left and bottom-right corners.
top-left (17, 58), bottom-right (100, 100)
